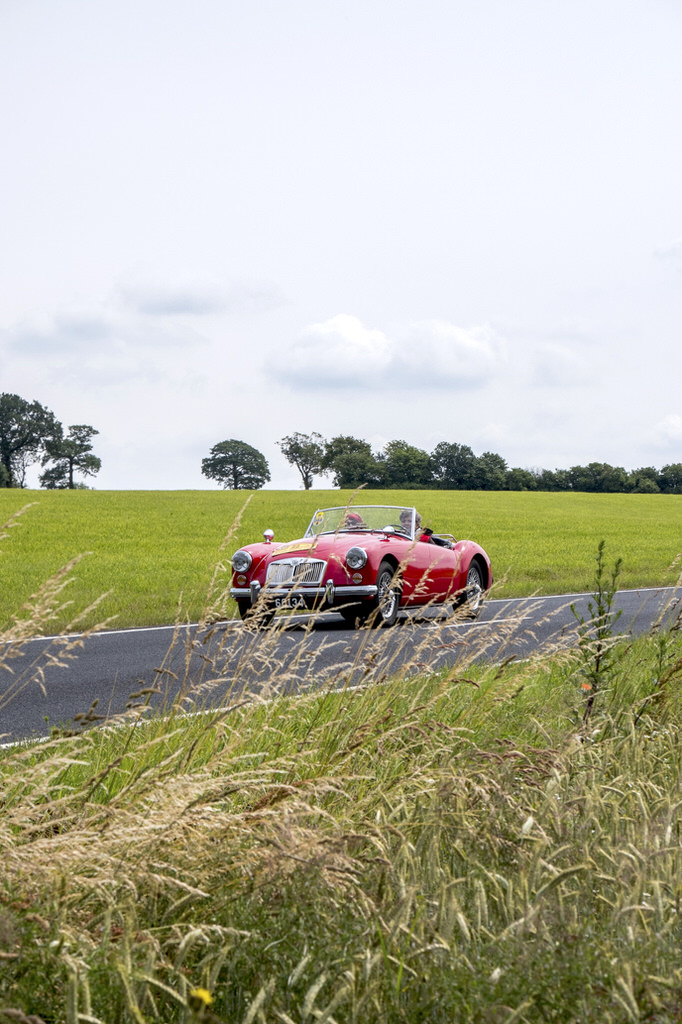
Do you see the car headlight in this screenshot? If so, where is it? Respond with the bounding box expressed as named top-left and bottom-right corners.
top-left (231, 549), bottom-right (253, 573)
top-left (345, 546), bottom-right (368, 570)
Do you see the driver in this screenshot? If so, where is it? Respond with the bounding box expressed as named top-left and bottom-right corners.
top-left (400, 508), bottom-right (452, 548)
top-left (343, 511), bottom-right (366, 529)
top-left (399, 509), bottom-right (421, 535)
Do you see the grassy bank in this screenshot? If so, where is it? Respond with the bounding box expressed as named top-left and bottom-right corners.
top-left (2, 589), bottom-right (682, 1022)
top-left (1, 489), bottom-right (681, 633)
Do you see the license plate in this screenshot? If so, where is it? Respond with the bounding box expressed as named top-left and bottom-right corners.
top-left (274, 594), bottom-right (306, 609)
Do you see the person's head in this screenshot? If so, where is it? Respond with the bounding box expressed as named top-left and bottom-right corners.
top-left (398, 509), bottom-right (412, 531)
top-left (344, 511), bottom-right (363, 527)
top-left (400, 509), bottom-right (421, 533)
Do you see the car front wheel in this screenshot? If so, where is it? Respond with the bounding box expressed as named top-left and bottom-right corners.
top-left (237, 598), bottom-right (275, 629)
top-left (371, 560), bottom-right (400, 627)
top-left (339, 603), bottom-right (366, 627)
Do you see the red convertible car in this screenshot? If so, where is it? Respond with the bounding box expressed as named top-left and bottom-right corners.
top-left (230, 504), bottom-right (492, 627)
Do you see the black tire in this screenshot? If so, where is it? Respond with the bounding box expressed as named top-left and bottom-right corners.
top-left (371, 560), bottom-right (401, 627)
top-left (338, 603), bottom-right (366, 627)
top-left (237, 599), bottom-right (275, 629)
top-left (458, 561), bottom-right (484, 619)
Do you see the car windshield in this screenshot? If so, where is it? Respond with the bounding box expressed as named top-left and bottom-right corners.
top-left (305, 506), bottom-right (416, 539)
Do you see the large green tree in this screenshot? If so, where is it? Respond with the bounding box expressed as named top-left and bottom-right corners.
top-left (506, 467), bottom-right (538, 491)
top-left (277, 432), bottom-right (325, 490)
top-left (40, 424), bottom-right (102, 489)
top-left (378, 440), bottom-right (432, 488)
top-left (0, 393), bottom-right (60, 487)
top-left (430, 441), bottom-right (478, 489)
top-left (658, 464), bottom-right (682, 494)
top-left (568, 462), bottom-right (629, 493)
top-left (532, 468), bottom-right (571, 491)
top-left (201, 440), bottom-right (270, 489)
top-left (473, 451), bottom-right (508, 490)
top-left (627, 466), bottom-right (660, 494)
top-left (321, 435), bottom-right (381, 488)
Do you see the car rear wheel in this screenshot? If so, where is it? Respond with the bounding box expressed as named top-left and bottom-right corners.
top-left (371, 560), bottom-right (400, 627)
top-left (458, 561), bottom-right (484, 618)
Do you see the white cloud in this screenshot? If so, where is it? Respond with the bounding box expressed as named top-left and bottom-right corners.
top-left (2, 297), bottom-right (211, 390)
top-left (390, 320), bottom-right (506, 389)
top-left (7, 308), bottom-right (112, 355)
top-left (270, 314), bottom-right (392, 388)
top-left (270, 315), bottom-right (505, 391)
top-left (117, 279), bottom-right (285, 317)
top-left (654, 413), bottom-right (682, 446)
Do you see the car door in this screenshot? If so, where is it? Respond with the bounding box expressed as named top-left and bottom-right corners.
top-left (401, 538), bottom-right (460, 604)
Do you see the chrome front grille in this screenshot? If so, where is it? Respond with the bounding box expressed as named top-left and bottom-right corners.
top-left (266, 558), bottom-right (326, 586)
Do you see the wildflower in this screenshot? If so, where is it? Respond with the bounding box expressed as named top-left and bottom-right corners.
top-left (581, 682), bottom-right (592, 691)
top-left (188, 988), bottom-right (223, 1023)
top-left (190, 989), bottom-right (214, 1007)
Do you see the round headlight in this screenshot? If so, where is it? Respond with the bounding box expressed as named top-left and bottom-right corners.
top-left (231, 549), bottom-right (253, 573)
top-left (345, 546), bottom-right (368, 570)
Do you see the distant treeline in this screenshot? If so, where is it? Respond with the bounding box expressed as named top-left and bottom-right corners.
top-left (316, 437), bottom-right (682, 494)
top-left (202, 433), bottom-right (682, 494)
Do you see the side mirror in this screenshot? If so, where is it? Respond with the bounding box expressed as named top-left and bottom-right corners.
top-left (264, 529), bottom-right (274, 543)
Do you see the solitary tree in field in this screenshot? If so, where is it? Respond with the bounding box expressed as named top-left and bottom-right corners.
top-left (201, 440), bottom-right (270, 489)
top-left (277, 432), bottom-right (325, 489)
top-left (40, 424), bottom-right (102, 489)
top-left (0, 393), bottom-right (61, 487)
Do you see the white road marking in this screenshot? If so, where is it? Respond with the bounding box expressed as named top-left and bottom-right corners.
top-left (4, 586), bottom-right (677, 645)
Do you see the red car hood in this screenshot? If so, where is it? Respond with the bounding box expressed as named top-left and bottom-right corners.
top-left (248, 531), bottom-right (386, 562)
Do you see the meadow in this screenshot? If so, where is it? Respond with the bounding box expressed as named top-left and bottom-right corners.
top-left (1, 488), bottom-right (681, 634)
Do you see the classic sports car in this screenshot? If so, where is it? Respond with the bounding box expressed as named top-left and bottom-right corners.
top-left (230, 505), bottom-right (492, 627)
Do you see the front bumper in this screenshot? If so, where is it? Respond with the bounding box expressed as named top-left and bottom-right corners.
top-left (230, 580), bottom-right (378, 607)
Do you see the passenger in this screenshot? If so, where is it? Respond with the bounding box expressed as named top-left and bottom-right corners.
top-left (400, 508), bottom-right (452, 547)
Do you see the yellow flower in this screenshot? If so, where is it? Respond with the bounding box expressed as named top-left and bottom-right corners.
top-left (189, 988), bottom-right (214, 1007)
top-left (189, 985), bottom-right (227, 1023)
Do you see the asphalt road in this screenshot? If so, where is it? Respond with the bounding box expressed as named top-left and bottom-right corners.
top-left (1, 586), bottom-right (679, 743)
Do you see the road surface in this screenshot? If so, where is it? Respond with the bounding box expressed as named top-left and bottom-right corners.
top-left (1, 586), bottom-right (679, 743)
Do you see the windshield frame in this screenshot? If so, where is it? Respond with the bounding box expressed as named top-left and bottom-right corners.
top-left (304, 505), bottom-right (417, 540)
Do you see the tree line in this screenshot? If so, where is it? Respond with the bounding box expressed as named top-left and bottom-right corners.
top-left (202, 433), bottom-right (682, 494)
top-left (4, 392), bottom-right (679, 494)
top-left (0, 393), bottom-right (101, 489)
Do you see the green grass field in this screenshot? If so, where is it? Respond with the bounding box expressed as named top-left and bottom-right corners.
top-left (1, 488), bottom-right (681, 634)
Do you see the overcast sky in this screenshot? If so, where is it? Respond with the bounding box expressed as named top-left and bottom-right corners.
top-left (2, 0), bottom-right (681, 489)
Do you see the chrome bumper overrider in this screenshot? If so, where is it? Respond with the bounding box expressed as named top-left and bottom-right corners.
top-left (230, 581), bottom-right (378, 606)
